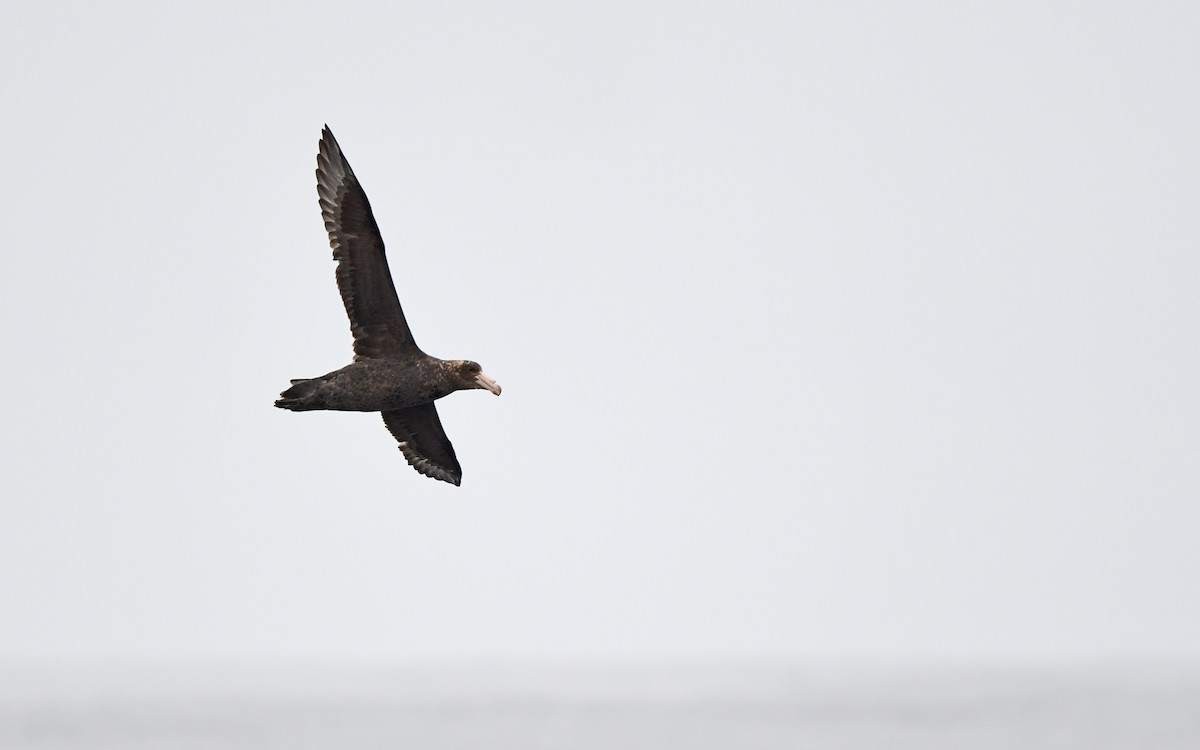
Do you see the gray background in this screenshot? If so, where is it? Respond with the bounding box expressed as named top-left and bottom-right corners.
top-left (2, 1), bottom-right (1198, 667)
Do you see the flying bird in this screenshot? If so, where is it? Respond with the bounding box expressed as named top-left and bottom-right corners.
top-left (275, 126), bottom-right (501, 485)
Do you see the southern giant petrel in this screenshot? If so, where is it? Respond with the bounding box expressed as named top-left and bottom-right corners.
top-left (275, 126), bottom-right (501, 486)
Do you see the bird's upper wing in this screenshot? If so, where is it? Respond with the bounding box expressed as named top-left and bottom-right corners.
top-left (382, 403), bottom-right (463, 486)
top-left (316, 126), bottom-right (421, 360)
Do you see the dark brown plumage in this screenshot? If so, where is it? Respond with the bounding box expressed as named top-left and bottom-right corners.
top-left (275, 126), bottom-right (500, 486)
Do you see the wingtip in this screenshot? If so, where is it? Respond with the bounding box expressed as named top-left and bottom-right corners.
top-left (319, 125), bottom-right (337, 150)
top-left (316, 126), bottom-right (352, 183)
top-left (397, 442), bottom-right (464, 486)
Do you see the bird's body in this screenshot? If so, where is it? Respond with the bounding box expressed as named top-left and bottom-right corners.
top-left (278, 358), bottom-right (481, 413)
top-left (275, 127), bottom-right (500, 486)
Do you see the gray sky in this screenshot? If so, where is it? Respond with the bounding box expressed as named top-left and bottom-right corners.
top-left (2, 1), bottom-right (1198, 664)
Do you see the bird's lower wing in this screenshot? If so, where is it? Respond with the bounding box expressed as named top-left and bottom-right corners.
top-left (381, 403), bottom-right (463, 486)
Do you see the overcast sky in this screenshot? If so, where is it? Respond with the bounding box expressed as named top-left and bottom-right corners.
top-left (1, 1), bottom-right (1198, 665)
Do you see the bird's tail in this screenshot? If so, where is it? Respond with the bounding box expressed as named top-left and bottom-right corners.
top-left (274, 378), bottom-right (326, 411)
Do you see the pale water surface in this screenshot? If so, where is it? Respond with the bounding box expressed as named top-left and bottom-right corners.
top-left (2, 663), bottom-right (1198, 749)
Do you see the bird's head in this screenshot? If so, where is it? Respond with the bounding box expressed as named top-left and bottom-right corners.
top-left (452, 360), bottom-right (501, 395)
